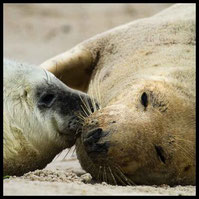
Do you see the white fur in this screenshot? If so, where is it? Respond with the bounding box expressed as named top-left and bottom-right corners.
top-left (3, 59), bottom-right (73, 175)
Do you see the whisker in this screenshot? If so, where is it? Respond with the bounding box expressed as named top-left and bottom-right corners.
top-left (84, 96), bottom-right (93, 114)
top-left (77, 115), bottom-right (85, 121)
top-left (174, 135), bottom-right (195, 144)
top-left (93, 75), bottom-right (101, 109)
top-left (79, 94), bottom-right (90, 113)
top-left (108, 166), bottom-right (117, 185)
top-left (84, 162), bottom-right (97, 181)
top-left (97, 165), bottom-right (103, 182)
top-left (82, 95), bottom-right (93, 115)
top-left (89, 80), bottom-right (98, 113)
top-left (102, 165), bottom-right (105, 183)
top-left (112, 168), bottom-right (126, 185)
top-left (63, 147), bottom-right (72, 160)
top-left (71, 146), bottom-right (76, 157)
top-left (79, 94), bottom-right (91, 116)
top-left (96, 69), bottom-right (102, 108)
top-left (52, 150), bottom-right (62, 162)
top-left (175, 142), bottom-right (195, 160)
top-left (115, 165), bottom-right (136, 185)
top-left (80, 105), bottom-right (89, 117)
top-left (43, 69), bottom-right (50, 85)
top-left (103, 165), bottom-right (108, 183)
top-left (75, 112), bottom-right (86, 121)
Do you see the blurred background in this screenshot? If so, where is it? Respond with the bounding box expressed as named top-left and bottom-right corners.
top-left (3, 3), bottom-right (172, 65)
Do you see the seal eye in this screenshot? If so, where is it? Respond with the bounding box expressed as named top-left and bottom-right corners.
top-left (38, 93), bottom-right (56, 108)
top-left (141, 92), bottom-right (148, 108)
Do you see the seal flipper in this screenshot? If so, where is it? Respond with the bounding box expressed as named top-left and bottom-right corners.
top-left (40, 45), bottom-right (95, 92)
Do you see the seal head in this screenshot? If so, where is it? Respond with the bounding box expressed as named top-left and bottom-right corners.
top-left (76, 80), bottom-right (195, 186)
top-left (3, 59), bottom-right (96, 176)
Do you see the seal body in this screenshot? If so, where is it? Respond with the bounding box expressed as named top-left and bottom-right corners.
top-left (3, 59), bottom-right (95, 176)
top-left (74, 4), bottom-right (196, 186)
top-left (40, 4), bottom-right (195, 185)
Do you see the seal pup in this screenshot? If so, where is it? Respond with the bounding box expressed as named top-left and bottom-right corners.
top-left (41, 4), bottom-right (196, 185)
top-left (3, 59), bottom-right (96, 176)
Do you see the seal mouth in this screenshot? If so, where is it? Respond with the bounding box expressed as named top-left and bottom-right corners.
top-left (84, 160), bottom-right (136, 186)
top-left (67, 116), bottom-right (82, 132)
top-left (52, 115), bottom-right (81, 139)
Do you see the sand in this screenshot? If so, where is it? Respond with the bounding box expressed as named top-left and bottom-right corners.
top-left (3, 3), bottom-right (196, 196)
top-left (3, 149), bottom-right (196, 196)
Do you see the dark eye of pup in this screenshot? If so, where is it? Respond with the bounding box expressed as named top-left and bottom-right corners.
top-left (141, 92), bottom-right (148, 108)
top-left (38, 93), bottom-right (56, 108)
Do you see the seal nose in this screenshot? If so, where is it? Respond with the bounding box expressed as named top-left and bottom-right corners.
top-left (83, 128), bottom-right (109, 155)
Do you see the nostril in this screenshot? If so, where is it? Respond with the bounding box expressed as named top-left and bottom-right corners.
top-left (87, 128), bottom-right (102, 139)
top-left (83, 128), bottom-right (103, 146)
top-left (83, 128), bottom-right (110, 155)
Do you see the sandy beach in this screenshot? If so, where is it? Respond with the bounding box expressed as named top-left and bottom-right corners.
top-left (3, 148), bottom-right (196, 196)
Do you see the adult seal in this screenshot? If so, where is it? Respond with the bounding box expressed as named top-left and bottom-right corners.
top-left (41, 4), bottom-right (196, 185)
top-left (3, 59), bottom-right (96, 176)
